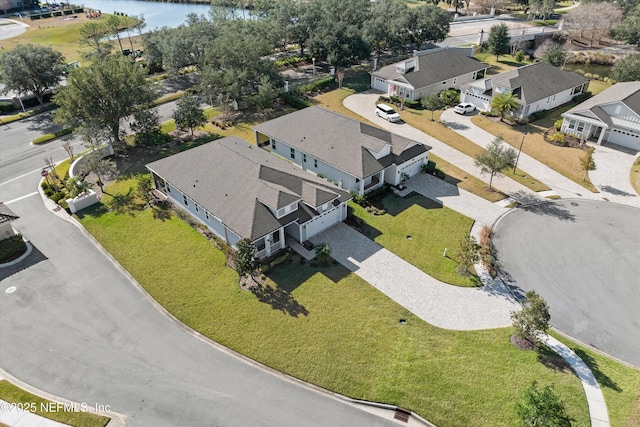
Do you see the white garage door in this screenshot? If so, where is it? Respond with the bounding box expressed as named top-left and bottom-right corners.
top-left (610, 129), bottom-right (640, 151)
top-left (372, 76), bottom-right (388, 93)
top-left (398, 156), bottom-right (425, 178)
top-left (305, 205), bottom-right (342, 239)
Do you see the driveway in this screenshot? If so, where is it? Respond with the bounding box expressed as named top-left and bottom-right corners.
top-left (310, 223), bottom-right (518, 331)
top-left (493, 199), bottom-right (640, 368)
top-left (441, 108), bottom-right (640, 207)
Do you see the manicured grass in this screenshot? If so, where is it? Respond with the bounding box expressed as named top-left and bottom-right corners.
top-left (631, 157), bottom-right (640, 196)
top-left (474, 52), bottom-right (534, 75)
top-left (350, 192), bottom-right (479, 286)
top-left (0, 381), bottom-right (110, 427)
top-left (430, 154), bottom-right (508, 202)
top-left (53, 157), bottom-right (72, 179)
top-left (400, 109), bottom-right (551, 193)
top-left (77, 189), bottom-right (591, 426)
top-left (551, 332), bottom-right (640, 427)
top-left (471, 115), bottom-right (598, 192)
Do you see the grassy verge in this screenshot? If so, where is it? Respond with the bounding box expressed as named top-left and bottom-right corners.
top-left (77, 187), bottom-right (590, 426)
top-left (474, 52), bottom-right (534, 75)
top-left (471, 115), bottom-right (598, 192)
top-left (350, 192), bottom-right (479, 286)
top-left (430, 154), bottom-right (508, 202)
top-left (400, 109), bottom-right (550, 193)
top-left (0, 381), bottom-right (110, 427)
top-left (631, 157), bottom-right (640, 196)
top-left (32, 127), bottom-right (73, 144)
top-left (550, 332), bottom-right (640, 427)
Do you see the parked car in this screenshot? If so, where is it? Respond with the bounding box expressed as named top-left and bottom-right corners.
top-left (375, 104), bottom-right (402, 122)
top-left (453, 103), bottom-right (476, 115)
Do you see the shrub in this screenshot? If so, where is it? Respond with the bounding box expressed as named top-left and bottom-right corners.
top-left (439, 88), bottom-right (460, 106)
top-left (0, 234), bottom-right (27, 262)
top-left (296, 76), bottom-right (335, 94)
top-left (514, 50), bottom-right (526, 62)
top-left (530, 110), bottom-right (549, 121)
top-left (554, 119), bottom-right (563, 131)
top-left (280, 92), bottom-right (312, 110)
top-left (0, 101), bottom-right (14, 113)
top-left (514, 117), bottom-right (529, 125)
top-left (32, 127), bottom-right (73, 144)
top-left (572, 91), bottom-right (592, 103)
top-left (549, 132), bottom-right (566, 145)
top-left (274, 55), bottom-right (310, 68)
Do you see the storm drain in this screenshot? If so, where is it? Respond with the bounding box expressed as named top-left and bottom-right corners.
top-left (394, 408), bottom-right (410, 423)
top-left (571, 202), bottom-right (579, 206)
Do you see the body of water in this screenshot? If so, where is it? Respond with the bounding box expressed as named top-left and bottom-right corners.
top-left (563, 62), bottom-right (613, 78)
top-left (79, 0), bottom-right (242, 31)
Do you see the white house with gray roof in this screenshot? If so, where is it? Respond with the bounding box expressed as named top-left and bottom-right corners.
top-left (560, 81), bottom-right (640, 151)
top-left (146, 136), bottom-right (350, 258)
top-left (460, 62), bottom-right (590, 119)
top-left (370, 47), bottom-right (489, 101)
top-left (254, 107), bottom-right (431, 196)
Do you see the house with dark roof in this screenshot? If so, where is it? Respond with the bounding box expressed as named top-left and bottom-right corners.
top-left (0, 202), bottom-right (20, 241)
top-left (254, 107), bottom-right (431, 196)
top-left (370, 47), bottom-right (489, 101)
top-left (460, 62), bottom-right (590, 119)
top-left (146, 136), bottom-right (350, 258)
top-left (560, 82), bottom-right (640, 151)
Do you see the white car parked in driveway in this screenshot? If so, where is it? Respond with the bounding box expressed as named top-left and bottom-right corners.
top-left (453, 103), bottom-right (476, 115)
top-left (375, 103), bottom-right (402, 122)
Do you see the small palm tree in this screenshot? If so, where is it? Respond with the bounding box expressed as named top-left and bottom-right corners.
top-left (315, 243), bottom-right (332, 267)
top-left (490, 92), bottom-right (520, 122)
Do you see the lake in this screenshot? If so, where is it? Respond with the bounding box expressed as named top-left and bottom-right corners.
top-left (563, 62), bottom-right (613, 78)
top-left (78, 0), bottom-right (244, 31)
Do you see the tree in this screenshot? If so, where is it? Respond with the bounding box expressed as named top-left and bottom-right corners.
top-left (0, 44), bottom-right (66, 106)
top-left (137, 174), bottom-right (153, 203)
top-left (510, 290), bottom-right (550, 344)
top-left (610, 53), bottom-right (640, 82)
top-left (53, 56), bottom-right (156, 147)
top-left (515, 381), bottom-right (573, 427)
top-left (315, 242), bottom-right (332, 266)
top-left (529, 0), bottom-right (555, 20)
top-left (612, 5), bottom-right (640, 47)
top-left (131, 106), bottom-right (165, 146)
top-left (491, 92), bottom-right (520, 122)
top-left (66, 176), bottom-right (92, 198)
top-left (421, 93), bottom-right (445, 121)
top-left (255, 76), bottom-right (278, 111)
top-left (160, 14), bottom-right (218, 72)
top-left (453, 235), bottom-right (481, 276)
top-left (235, 238), bottom-right (259, 278)
top-left (474, 137), bottom-right (517, 190)
top-left (439, 88), bottom-right (460, 107)
top-left (363, 0), bottom-right (408, 59)
top-left (564, 3), bottom-right (623, 46)
top-left (80, 153), bottom-right (117, 192)
top-left (79, 21), bottom-right (112, 59)
top-left (488, 23), bottom-right (510, 61)
top-left (62, 141), bottom-right (75, 162)
top-left (404, 4), bottom-right (451, 50)
top-left (581, 147), bottom-right (596, 181)
top-left (173, 94), bottom-right (206, 135)
top-left (106, 14), bottom-right (126, 54)
top-left (535, 40), bottom-right (567, 67)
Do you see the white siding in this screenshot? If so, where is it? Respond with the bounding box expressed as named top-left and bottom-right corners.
top-left (303, 203), bottom-right (343, 239)
top-left (600, 102), bottom-right (640, 123)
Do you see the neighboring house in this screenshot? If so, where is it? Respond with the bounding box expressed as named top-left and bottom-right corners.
top-left (460, 62), bottom-right (590, 119)
top-left (0, 202), bottom-right (19, 241)
top-left (370, 47), bottom-right (489, 101)
top-left (560, 81), bottom-right (640, 151)
top-left (146, 136), bottom-right (350, 259)
top-left (254, 107), bottom-right (431, 196)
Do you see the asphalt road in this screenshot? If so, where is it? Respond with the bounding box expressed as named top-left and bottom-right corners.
top-left (0, 100), bottom-right (398, 426)
top-left (493, 199), bottom-right (640, 368)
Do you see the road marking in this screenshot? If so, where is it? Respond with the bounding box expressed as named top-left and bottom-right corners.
top-left (5, 192), bottom-right (38, 205)
top-left (0, 168), bottom-right (42, 186)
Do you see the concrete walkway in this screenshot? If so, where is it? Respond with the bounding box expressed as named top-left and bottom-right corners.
top-left (0, 399), bottom-right (70, 427)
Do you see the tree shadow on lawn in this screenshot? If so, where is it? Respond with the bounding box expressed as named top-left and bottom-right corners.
top-left (537, 344), bottom-right (573, 373)
top-left (574, 348), bottom-right (621, 392)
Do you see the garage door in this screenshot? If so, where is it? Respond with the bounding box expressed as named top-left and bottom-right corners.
top-left (372, 77), bottom-right (388, 93)
top-left (610, 129), bottom-right (640, 151)
top-left (305, 205), bottom-right (342, 239)
top-left (398, 156), bottom-right (425, 178)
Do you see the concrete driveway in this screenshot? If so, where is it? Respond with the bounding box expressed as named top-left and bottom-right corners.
top-left (310, 223), bottom-right (518, 331)
top-left (493, 199), bottom-right (640, 368)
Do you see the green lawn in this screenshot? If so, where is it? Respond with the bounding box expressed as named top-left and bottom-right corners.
top-left (430, 154), bottom-right (508, 202)
top-left (0, 381), bottom-right (110, 427)
top-left (350, 192), bottom-right (479, 286)
top-left (77, 195), bottom-right (590, 426)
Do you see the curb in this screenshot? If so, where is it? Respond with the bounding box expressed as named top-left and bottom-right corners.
top-left (0, 241), bottom-right (32, 269)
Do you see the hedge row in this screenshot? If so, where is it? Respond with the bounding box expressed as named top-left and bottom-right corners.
top-left (32, 127), bottom-right (73, 145)
top-left (0, 235), bottom-right (27, 263)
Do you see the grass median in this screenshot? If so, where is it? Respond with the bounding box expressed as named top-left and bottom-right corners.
top-left (73, 178), bottom-right (598, 427)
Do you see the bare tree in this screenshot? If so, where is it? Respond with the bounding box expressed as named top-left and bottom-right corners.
top-left (564, 3), bottom-right (623, 46)
top-left (43, 156), bottom-right (60, 191)
top-left (62, 141), bottom-right (75, 162)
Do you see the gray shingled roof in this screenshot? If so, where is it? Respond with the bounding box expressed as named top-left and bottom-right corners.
top-left (0, 202), bottom-right (19, 225)
top-left (565, 81), bottom-right (640, 118)
top-left (489, 62), bottom-right (589, 105)
top-left (253, 107), bottom-right (428, 179)
top-left (372, 48), bottom-right (488, 90)
top-left (146, 136), bottom-right (349, 241)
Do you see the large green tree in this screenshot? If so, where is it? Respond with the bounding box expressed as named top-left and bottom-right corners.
top-left (0, 44), bottom-right (66, 106)
top-left (612, 5), bottom-right (640, 47)
top-left (404, 4), bottom-right (451, 51)
top-left (491, 92), bottom-right (520, 121)
top-left (363, 0), bottom-right (408, 59)
top-left (173, 94), bottom-right (206, 135)
top-left (536, 40), bottom-right (567, 67)
top-left (488, 23), bottom-right (510, 60)
top-left (79, 20), bottom-right (112, 59)
top-left (54, 56), bottom-right (156, 147)
top-left (611, 53), bottom-right (640, 82)
top-left (474, 137), bottom-right (517, 190)
top-left (421, 93), bottom-right (445, 121)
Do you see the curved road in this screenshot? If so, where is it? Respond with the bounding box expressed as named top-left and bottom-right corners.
top-left (0, 111), bottom-right (398, 426)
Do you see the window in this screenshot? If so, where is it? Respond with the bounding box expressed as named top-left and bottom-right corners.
top-left (271, 140), bottom-right (276, 149)
top-left (166, 185), bottom-right (171, 193)
top-left (195, 203), bottom-right (199, 212)
top-left (577, 122), bottom-right (585, 132)
top-left (303, 153), bottom-right (307, 163)
top-left (205, 211), bottom-right (209, 220)
top-left (183, 194), bottom-right (188, 206)
top-left (442, 81), bottom-right (447, 86)
top-left (290, 148), bottom-right (295, 159)
top-left (567, 119), bottom-right (576, 130)
top-left (453, 77), bottom-right (457, 85)
top-left (314, 159), bottom-right (318, 168)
